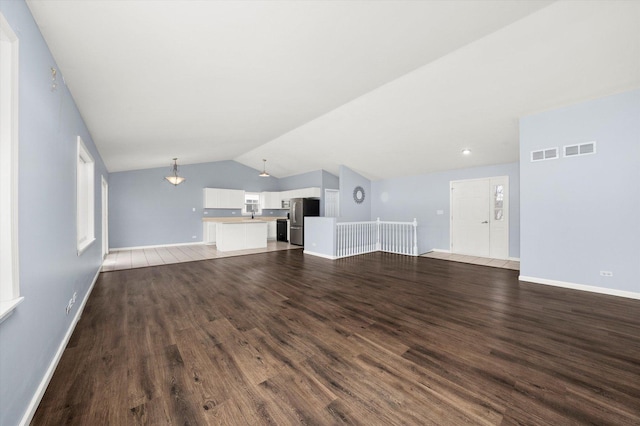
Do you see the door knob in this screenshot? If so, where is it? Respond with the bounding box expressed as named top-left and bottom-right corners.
top-left (481, 221), bottom-right (488, 224)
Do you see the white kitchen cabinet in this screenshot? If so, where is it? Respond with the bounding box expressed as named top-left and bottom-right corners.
top-left (217, 221), bottom-right (267, 251)
top-left (290, 189), bottom-right (304, 199)
top-left (203, 188), bottom-right (217, 208)
top-left (280, 187), bottom-right (320, 202)
top-left (267, 221), bottom-right (277, 240)
top-left (261, 191), bottom-right (282, 210)
top-left (203, 188), bottom-right (245, 209)
top-left (301, 187), bottom-right (321, 198)
top-left (203, 222), bottom-right (217, 245)
top-left (279, 190), bottom-right (292, 202)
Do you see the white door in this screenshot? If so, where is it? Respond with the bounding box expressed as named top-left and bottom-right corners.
top-left (101, 176), bottom-right (109, 258)
top-left (325, 189), bottom-right (340, 217)
top-left (450, 176), bottom-right (509, 259)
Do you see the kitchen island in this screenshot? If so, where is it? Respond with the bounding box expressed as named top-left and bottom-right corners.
top-left (216, 221), bottom-right (268, 252)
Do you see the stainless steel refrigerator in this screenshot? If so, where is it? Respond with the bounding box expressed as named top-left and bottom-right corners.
top-left (289, 198), bottom-right (320, 246)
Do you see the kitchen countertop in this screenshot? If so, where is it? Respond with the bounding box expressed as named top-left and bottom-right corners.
top-left (202, 216), bottom-right (286, 223)
top-left (219, 220), bottom-right (267, 224)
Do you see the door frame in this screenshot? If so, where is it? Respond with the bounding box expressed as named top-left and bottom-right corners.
top-left (449, 176), bottom-right (509, 259)
top-left (101, 175), bottom-right (109, 259)
top-left (324, 188), bottom-right (340, 217)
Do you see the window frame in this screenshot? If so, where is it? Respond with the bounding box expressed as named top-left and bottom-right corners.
top-left (0, 12), bottom-right (22, 322)
top-left (243, 192), bottom-right (262, 216)
top-left (76, 136), bottom-right (95, 255)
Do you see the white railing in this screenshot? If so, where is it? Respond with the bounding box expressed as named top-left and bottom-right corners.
top-left (336, 218), bottom-right (418, 258)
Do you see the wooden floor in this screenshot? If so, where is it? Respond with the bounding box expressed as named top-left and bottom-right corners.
top-left (33, 251), bottom-right (640, 425)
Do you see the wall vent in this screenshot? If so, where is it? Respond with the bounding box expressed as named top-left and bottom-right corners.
top-left (530, 147), bottom-right (558, 162)
top-left (564, 141), bottom-right (596, 158)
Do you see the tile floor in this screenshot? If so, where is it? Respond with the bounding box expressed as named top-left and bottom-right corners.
top-left (421, 251), bottom-right (520, 270)
top-left (102, 241), bottom-right (301, 272)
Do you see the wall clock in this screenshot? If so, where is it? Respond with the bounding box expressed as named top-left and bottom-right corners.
top-left (353, 186), bottom-right (365, 204)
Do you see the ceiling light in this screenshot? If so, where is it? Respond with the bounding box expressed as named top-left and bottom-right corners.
top-left (259, 159), bottom-right (270, 177)
top-left (165, 158), bottom-right (186, 186)
top-left (462, 149), bottom-right (471, 155)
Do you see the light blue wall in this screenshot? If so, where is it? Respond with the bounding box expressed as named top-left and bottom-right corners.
top-left (520, 89), bottom-right (640, 293)
top-left (304, 217), bottom-right (337, 257)
top-left (322, 170), bottom-right (340, 190)
top-left (278, 169), bottom-right (322, 190)
top-left (371, 163), bottom-right (520, 256)
top-left (0, 2), bottom-right (108, 425)
top-left (109, 163), bottom-right (336, 248)
top-left (339, 165), bottom-right (372, 222)
top-left (109, 160), bottom-right (281, 248)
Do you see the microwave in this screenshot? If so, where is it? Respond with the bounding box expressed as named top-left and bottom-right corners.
top-left (281, 200), bottom-right (290, 209)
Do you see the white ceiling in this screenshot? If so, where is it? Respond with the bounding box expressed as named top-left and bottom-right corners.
top-left (26, 0), bottom-right (640, 180)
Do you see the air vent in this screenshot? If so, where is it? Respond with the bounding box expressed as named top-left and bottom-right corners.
top-left (530, 147), bottom-right (558, 162)
top-left (564, 141), bottom-right (596, 157)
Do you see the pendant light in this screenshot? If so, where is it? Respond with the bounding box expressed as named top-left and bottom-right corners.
top-left (259, 159), bottom-right (269, 177)
top-left (165, 158), bottom-right (186, 186)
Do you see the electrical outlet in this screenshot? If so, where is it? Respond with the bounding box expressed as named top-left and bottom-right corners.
top-left (600, 271), bottom-right (613, 277)
top-left (192, 235), bottom-right (197, 239)
top-left (204, 211), bottom-right (208, 215)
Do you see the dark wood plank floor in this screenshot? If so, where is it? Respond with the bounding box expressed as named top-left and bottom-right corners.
top-left (33, 251), bottom-right (640, 425)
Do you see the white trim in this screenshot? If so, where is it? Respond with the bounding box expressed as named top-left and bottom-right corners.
top-left (110, 241), bottom-right (205, 252)
top-left (303, 250), bottom-right (338, 260)
top-left (101, 176), bottom-right (109, 259)
top-left (450, 176), bottom-right (509, 259)
top-left (519, 275), bottom-right (640, 300)
top-left (0, 12), bottom-right (20, 306)
top-left (324, 188), bottom-right (340, 217)
top-left (76, 136), bottom-right (95, 255)
top-left (508, 256), bottom-right (520, 262)
top-left (429, 249), bottom-right (451, 253)
top-left (242, 191), bottom-right (262, 216)
top-left (0, 296), bottom-right (24, 324)
top-left (19, 267), bottom-right (101, 426)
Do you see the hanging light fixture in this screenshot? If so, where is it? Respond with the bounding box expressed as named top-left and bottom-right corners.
top-left (259, 159), bottom-right (270, 177)
top-left (165, 158), bottom-right (186, 186)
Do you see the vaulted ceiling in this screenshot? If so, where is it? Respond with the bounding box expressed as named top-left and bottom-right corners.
top-left (27, 0), bottom-right (640, 180)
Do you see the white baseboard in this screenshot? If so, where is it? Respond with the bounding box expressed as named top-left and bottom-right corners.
top-left (111, 241), bottom-right (204, 251)
top-left (519, 275), bottom-right (640, 300)
top-left (20, 266), bottom-right (101, 426)
top-left (508, 256), bottom-right (520, 262)
top-left (303, 250), bottom-right (337, 260)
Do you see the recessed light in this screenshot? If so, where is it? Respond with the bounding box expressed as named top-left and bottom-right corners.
top-left (462, 149), bottom-right (471, 155)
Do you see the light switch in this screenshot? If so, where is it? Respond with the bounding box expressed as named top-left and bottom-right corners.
top-left (192, 207), bottom-right (196, 212)
top-left (436, 210), bottom-right (444, 215)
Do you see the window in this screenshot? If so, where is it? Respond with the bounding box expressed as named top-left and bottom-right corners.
top-left (0, 12), bottom-right (22, 321)
top-left (244, 192), bottom-right (262, 216)
top-left (77, 136), bottom-right (95, 255)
